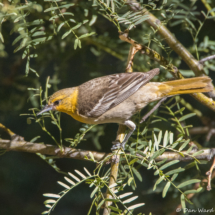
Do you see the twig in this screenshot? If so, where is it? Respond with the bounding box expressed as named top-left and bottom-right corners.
top-left (119, 31), bottom-right (181, 78)
top-left (175, 96), bottom-right (203, 118)
top-left (125, 45), bottom-right (138, 73)
top-left (199, 54), bottom-right (215, 64)
top-left (206, 157), bottom-right (215, 191)
top-left (140, 97), bottom-right (167, 123)
top-left (201, 0), bottom-right (215, 17)
top-left (0, 123), bottom-right (24, 140)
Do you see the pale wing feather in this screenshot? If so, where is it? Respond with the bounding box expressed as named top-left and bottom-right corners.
top-left (87, 69), bottom-right (159, 117)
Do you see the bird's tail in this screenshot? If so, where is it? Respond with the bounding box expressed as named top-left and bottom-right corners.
top-left (160, 76), bottom-right (213, 96)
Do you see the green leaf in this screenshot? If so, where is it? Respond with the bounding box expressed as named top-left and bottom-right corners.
top-left (154, 160), bottom-right (179, 175)
top-left (60, 3), bottom-right (75, 9)
top-left (25, 59), bottom-right (30, 76)
top-left (157, 130), bottom-right (162, 144)
top-left (184, 187), bottom-right (203, 195)
top-left (179, 113), bottom-right (196, 122)
top-left (192, 150), bottom-right (204, 157)
top-left (57, 181), bottom-right (70, 189)
top-left (129, 158), bottom-right (139, 165)
top-left (105, 198), bottom-right (119, 203)
top-left (127, 203), bottom-right (145, 210)
top-left (62, 12), bottom-right (74, 16)
top-left (179, 139), bottom-right (190, 151)
top-left (118, 192), bottom-right (133, 199)
top-left (72, 22), bottom-right (82, 30)
top-left (64, 177), bottom-right (75, 186)
top-left (57, 22), bottom-right (65, 32)
top-left (32, 31), bottom-right (46, 37)
top-left (75, 170), bottom-right (86, 179)
top-left (128, 177), bottom-right (133, 186)
top-left (90, 186), bottom-right (99, 198)
top-left (163, 130), bottom-right (169, 147)
top-left (153, 175), bottom-right (165, 190)
top-left (79, 32), bottom-right (96, 39)
top-left (72, 38), bottom-right (78, 49)
top-left (186, 145), bottom-right (194, 154)
top-left (134, 15), bottom-right (149, 25)
top-left (174, 107), bottom-right (185, 115)
top-left (132, 167), bottom-right (142, 182)
top-left (31, 36), bottom-right (53, 43)
top-left (44, 4), bottom-right (75, 13)
top-left (154, 133), bottom-right (159, 150)
top-left (62, 29), bottom-right (72, 39)
top-left (44, 199), bottom-right (56, 204)
top-left (108, 206), bottom-right (122, 212)
top-left (0, 32), bottom-right (4, 43)
top-left (12, 34), bottom-right (27, 46)
top-left (171, 173), bottom-right (178, 181)
top-left (177, 179), bottom-right (201, 189)
top-left (150, 148), bottom-right (165, 161)
top-left (180, 194), bottom-right (186, 211)
top-left (97, 199), bottom-right (105, 210)
top-left (43, 193), bottom-right (60, 198)
top-left (89, 15), bottom-right (97, 26)
top-left (78, 40), bottom-right (81, 48)
top-left (84, 167), bottom-right (91, 176)
top-left (162, 181), bottom-right (171, 198)
top-left (165, 167), bottom-right (185, 175)
top-left (169, 132), bottom-right (174, 144)
top-left (122, 196), bottom-right (138, 204)
top-left (88, 152), bottom-right (95, 161)
top-left (68, 172), bottom-right (80, 182)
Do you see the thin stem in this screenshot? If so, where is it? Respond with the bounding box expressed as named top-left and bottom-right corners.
top-left (199, 54), bottom-right (215, 64)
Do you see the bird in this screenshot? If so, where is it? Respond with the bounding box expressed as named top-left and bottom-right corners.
top-left (37, 68), bottom-right (213, 150)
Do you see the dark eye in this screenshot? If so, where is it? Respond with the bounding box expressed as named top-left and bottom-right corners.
top-left (54, 100), bottom-right (60, 106)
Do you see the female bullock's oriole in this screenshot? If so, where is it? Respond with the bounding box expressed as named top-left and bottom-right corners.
top-left (37, 68), bottom-right (212, 150)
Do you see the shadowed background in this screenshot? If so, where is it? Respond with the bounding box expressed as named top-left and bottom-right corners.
top-left (1, 0), bottom-right (215, 214)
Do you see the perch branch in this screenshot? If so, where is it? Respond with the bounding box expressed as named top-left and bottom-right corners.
top-left (103, 125), bottom-right (126, 215)
top-left (1, 139), bottom-right (215, 162)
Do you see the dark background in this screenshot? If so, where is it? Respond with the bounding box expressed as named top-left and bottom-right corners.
top-left (0, 1), bottom-right (215, 215)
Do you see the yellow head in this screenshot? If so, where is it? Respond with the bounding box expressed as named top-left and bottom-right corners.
top-left (37, 87), bottom-right (78, 116)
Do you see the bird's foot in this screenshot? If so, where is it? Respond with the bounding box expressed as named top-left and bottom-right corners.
top-left (111, 140), bottom-right (125, 151)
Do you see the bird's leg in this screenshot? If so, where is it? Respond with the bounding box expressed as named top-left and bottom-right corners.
top-left (111, 120), bottom-right (136, 150)
top-left (140, 97), bottom-right (167, 123)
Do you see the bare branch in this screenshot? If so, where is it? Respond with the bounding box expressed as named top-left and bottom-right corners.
top-left (1, 139), bottom-right (215, 162)
top-left (199, 54), bottom-right (215, 64)
top-left (206, 157), bottom-right (215, 191)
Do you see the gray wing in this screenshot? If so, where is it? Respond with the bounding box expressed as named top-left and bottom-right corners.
top-left (78, 68), bottom-right (159, 118)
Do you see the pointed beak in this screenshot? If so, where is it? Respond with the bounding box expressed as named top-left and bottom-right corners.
top-left (37, 104), bottom-right (54, 116)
